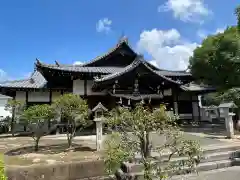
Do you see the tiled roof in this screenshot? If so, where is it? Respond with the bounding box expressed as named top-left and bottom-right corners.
top-left (81, 36), bottom-right (135, 67)
top-left (36, 61), bottom-right (124, 74)
top-left (94, 56), bottom-right (181, 84)
top-left (36, 59), bottom-right (191, 77)
top-left (180, 82), bottom-right (216, 92)
top-left (0, 71), bottom-right (47, 89)
top-left (155, 70), bottom-right (191, 77)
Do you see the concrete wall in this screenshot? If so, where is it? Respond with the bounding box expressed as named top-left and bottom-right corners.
top-left (6, 160), bottom-right (107, 180)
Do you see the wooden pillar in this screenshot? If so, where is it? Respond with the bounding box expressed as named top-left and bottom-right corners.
top-left (84, 78), bottom-right (87, 97)
top-left (198, 95), bottom-right (201, 122)
top-left (190, 93), bottom-right (194, 122)
top-left (49, 89), bottom-right (52, 104)
top-left (173, 89), bottom-right (179, 115)
top-left (25, 91), bottom-right (28, 106)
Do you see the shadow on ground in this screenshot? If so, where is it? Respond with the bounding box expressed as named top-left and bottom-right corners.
top-left (5, 143), bottom-right (95, 156)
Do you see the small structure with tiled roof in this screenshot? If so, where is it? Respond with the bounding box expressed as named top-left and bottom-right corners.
top-left (0, 37), bottom-right (215, 125)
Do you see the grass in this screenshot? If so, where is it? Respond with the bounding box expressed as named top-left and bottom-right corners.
top-left (0, 135), bottom-right (102, 166)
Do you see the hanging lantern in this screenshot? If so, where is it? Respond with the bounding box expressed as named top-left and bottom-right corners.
top-left (141, 98), bottom-right (144, 104)
top-left (128, 99), bottom-right (131, 106)
top-left (159, 91), bottom-right (163, 99)
top-left (118, 97), bottom-right (122, 104)
top-left (157, 85), bottom-right (161, 94)
top-left (113, 84), bottom-right (116, 94)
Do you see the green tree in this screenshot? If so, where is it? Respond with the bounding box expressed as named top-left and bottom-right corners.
top-left (4, 99), bottom-right (25, 136)
top-left (189, 26), bottom-right (240, 89)
top-left (104, 104), bottom-right (201, 180)
top-left (53, 94), bottom-right (90, 149)
top-left (189, 6), bottom-right (240, 90)
top-left (21, 104), bottom-right (55, 151)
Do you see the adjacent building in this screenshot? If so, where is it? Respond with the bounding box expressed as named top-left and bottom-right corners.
top-left (0, 94), bottom-right (12, 121)
top-left (0, 37), bottom-right (215, 122)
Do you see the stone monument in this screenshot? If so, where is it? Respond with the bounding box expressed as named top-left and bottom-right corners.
top-left (92, 102), bottom-right (108, 151)
top-left (219, 102), bottom-right (237, 138)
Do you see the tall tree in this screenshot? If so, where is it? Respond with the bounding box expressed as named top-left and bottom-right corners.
top-left (21, 104), bottom-right (55, 151)
top-left (189, 26), bottom-right (239, 89)
top-left (53, 94), bottom-right (90, 149)
top-left (104, 104), bottom-right (201, 180)
top-left (189, 6), bottom-right (240, 90)
top-left (4, 99), bottom-right (25, 136)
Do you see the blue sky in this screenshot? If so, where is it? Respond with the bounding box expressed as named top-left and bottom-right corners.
top-left (0, 0), bottom-right (239, 81)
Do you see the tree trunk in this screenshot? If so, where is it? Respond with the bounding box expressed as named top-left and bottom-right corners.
top-left (67, 131), bottom-right (72, 148)
top-left (144, 131), bottom-right (150, 158)
top-left (34, 137), bottom-right (40, 151)
top-left (11, 107), bottom-right (15, 136)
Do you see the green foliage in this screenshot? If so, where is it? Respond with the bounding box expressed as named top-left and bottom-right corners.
top-left (53, 94), bottom-right (90, 148)
top-left (21, 104), bottom-right (55, 151)
top-left (0, 155), bottom-right (6, 180)
top-left (104, 132), bottom-right (134, 174)
top-left (235, 5), bottom-right (240, 33)
top-left (104, 104), bottom-right (202, 180)
top-left (189, 26), bottom-right (240, 89)
top-left (4, 99), bottom-right (25, 136)
top-left (189, 6), bottom-right (240, 89)
top-left (202, 88), bottom-right (240, 110)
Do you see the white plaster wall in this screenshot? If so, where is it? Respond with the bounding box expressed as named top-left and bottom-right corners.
top-left (52, 91), bottom-right (61, 102)
top-left (73, 79), bottom-right (84, 95)
top-left (0, 95), bottom-right (12, 119)
top-left (16, 91), bottom-right (26, 102)
top-left (28, 91), bottom-right (50, 102)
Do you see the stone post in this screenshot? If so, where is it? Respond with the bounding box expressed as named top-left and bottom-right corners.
top-left (225, 112), bottom-right (235, 138)
top-left (219, 102), bottom-right (237, 139)
top-left (94, 118), bottom-right (103, 151)
top-left (92, 102), bottom-right (108, 151)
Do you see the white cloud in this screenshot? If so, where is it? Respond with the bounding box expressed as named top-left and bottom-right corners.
top-left (137, 28), bottom-right (198, 70)
top-left (158, 0), bottom-right (211, 23)
top-left (197, 27), bottom-right (226, 39)
top-left (96, 18), bottom-right (112, 33)
top-left (215, 28), bottom-right (225, 34)
top-left (73, 61), bottom-right (83, 65)
top-left (0, 69), bottom-right (9, 82)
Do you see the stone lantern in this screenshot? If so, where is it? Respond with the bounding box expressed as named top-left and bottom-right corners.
top-left (219, 102), bottom-right (238, 138)
top-left (92, 102), bottom-right (108, 151)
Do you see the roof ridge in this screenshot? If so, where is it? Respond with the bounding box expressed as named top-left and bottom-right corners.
top-left (0, 78), bottom-right (28, 85)
top-left (82, 37), bottom-right (135, 67)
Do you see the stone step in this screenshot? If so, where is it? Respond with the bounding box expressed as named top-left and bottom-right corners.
top-left (123, 150), bottom-right (238, 174)
top-left (116, 159), bottom-right (236, 180)
top-left (79, 175), bottom-right (115, 180)
top-left (134, 145), bottom-right (240, 162)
